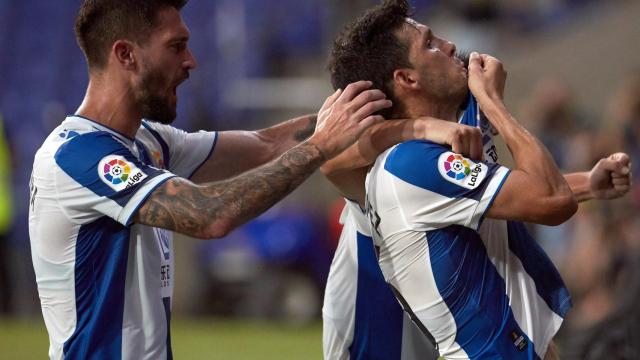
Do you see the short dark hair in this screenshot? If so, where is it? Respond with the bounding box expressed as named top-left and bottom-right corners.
top-left (74, 0), bottom-right (188, 70)
top-left (328, 0), bottom-right (413, 118)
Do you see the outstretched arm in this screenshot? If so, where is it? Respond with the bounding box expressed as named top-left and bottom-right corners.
top-left (191, 114), bottom-right (318, 183)
top-left (134, 81), bottom-right (391, 239)
top-left (564, 152), bottom-right (631, 202)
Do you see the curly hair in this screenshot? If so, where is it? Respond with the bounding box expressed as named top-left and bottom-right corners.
top-left (328, 0), bottom-right (413, 118)
top-left (75, 0), bottom-right (188, 70)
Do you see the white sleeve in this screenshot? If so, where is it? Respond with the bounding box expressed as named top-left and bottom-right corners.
top-left (54, 132), bottom-right (175, 226)
top-left (141, 121), bottom-right (217, 178)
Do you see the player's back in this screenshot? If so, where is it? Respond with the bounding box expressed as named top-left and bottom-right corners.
top-left (323, 200), bottom-right (438, 360)
top-left (365, 139), bottom-right (571, 360)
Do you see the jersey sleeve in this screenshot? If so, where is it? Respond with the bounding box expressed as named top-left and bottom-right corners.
top-left (54, 132), bottom-right (176, 226)
top-left (384, 141), bottom-right (510, 230)
top-left (141, 121), bottom-right (217, 178)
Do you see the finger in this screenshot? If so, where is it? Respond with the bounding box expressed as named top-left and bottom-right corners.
top-left (339, 81), bottom-right (373, 102)
top-left (609, 152), bottom-right (631, 168)
top-left (321, 88), bottom-right (342, 110)
top-left (469, 128), bottom-right (484, 161)
top-left (468, 52), bottom-right (483, 72)
top-left (349, 89), bottom-right (387, 111)
top-left (357, 115), bottom-right (385, 134)
top-left (597, 158), bottom-right (628, 175)
top-left (450, 135), bottom-right (463, 155)
top-left (612, 177), bottom-right (630, 186)
top-left (613, 184), bottom-right (630, 193)
top-left (352, 99), bottom-right (392, 121)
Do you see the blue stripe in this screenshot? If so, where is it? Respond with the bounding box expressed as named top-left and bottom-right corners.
top-left (459, 94), bottom-right (479, 127)
top-left (55, 132), bottom-right (167, 208)
top-left (350, 232), bottom-right (404, 360)
top-left (163, 297), bottom-right (173, 360)
top-left (188, 132), bottom-right (218, 179)
top-left (142, 121), bottom-right (171, 169)
top-left (384, 141), bottom-right (503, 200)
top-left (63, 217), bottom-right (130, 359)
top-left (426, 226), bottom-right (540, 359)
top-left (506, 221), bottom-right (572, 317)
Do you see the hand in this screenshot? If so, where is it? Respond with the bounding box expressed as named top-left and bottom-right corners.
top-left (417, 118), bottom-right (484, 160)
top-left (310, 81), bottom-right (391, 160)
top-left (589, 152), bottom-right (632, 199)
top-left (468, 52), bottom-right (507, 104)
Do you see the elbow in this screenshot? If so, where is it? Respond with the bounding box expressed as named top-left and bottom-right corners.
top-left (196, 220), bottom-right (235, 240)
top-left (538, 193), bottom-right (578, 226)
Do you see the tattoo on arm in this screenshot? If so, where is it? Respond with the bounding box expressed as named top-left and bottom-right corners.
top-left (293, 115), bottom-right (317, 142)
top-left (135, 142), bottom-right (324, 239)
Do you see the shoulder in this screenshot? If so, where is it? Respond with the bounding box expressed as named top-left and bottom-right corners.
top-left (383, 140), bottom-right (494, 195)
top-left (382, 140), bottom-right (449, 186)
top-left (55, 131), bottom-right (128, 164)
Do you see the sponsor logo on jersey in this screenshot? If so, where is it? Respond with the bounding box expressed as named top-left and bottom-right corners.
top-left (438, 152), bottom-right (488, 189)
top-left (98, 155), bottom-right (148, 191)
top-left (510, 330), bottom-right (528, 352)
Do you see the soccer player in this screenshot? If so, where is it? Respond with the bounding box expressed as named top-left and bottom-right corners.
top-left (29, 1), bottom-right (490, 358)
top-left (28, 1), bottom-right (396, 359)
top-left (322, 1), bottom-right (632, 359)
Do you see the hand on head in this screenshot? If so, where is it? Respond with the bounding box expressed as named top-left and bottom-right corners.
top-left (310, 81), bottom-right (392, 160)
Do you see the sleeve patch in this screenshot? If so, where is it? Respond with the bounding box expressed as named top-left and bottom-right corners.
top-left (437, 152), bottom-right (488, 190)
top-left (98, 155), bottom-right (148, 192)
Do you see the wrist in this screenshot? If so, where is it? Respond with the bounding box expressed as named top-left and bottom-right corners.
top-left (304, 137), bottom-right (329, 163)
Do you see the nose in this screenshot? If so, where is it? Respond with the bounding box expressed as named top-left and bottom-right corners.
top-left (183, 48), bottom-right (198, 70)
top-left (446, 40), bottom-right (456, 57)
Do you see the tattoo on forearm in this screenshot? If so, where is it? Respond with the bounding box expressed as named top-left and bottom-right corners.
top-left (293, 116), bottom-right (317, 142)
top-left (135, 142), bottom-right (324, 238)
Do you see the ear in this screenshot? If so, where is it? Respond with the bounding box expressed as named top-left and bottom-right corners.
top-left (393, 68), bottom-right (420, 92)
top-left (112, 40), bottom-right (137, 70)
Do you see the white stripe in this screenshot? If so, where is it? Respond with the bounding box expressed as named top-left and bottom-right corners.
top-left (118, 173), bottom-right (175, 225)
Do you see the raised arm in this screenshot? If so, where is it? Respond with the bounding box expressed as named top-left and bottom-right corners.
top-left (321, 118), bottom-right (484, 205)
top-left (468, 53), bottom-right (578, 225)
top-left (134, 81), bottom-right (391, 238)
top-left (190, 114), bottom-right (318, 183)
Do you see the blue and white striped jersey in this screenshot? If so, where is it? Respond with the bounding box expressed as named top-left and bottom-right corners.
top-left (322, 199), bottom-right (437, 360)
top-left (365, 98), bottom-right (572, 359)
top-left (29, 115), bottom-right (216, 360)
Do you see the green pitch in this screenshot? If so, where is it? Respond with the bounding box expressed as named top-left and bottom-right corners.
top-left (0, 318), bottom-right (322, 359)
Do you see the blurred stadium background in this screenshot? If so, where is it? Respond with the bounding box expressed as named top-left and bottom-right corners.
top-left (1, 0), bottom-right (639, 358)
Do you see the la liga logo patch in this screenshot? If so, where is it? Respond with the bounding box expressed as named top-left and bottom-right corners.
top-left (438, 152), bottom-right (488, 190)
top-left (443, 154), bottom-right (471, 180)
top-left (98, 155), bottom-right (148, 191)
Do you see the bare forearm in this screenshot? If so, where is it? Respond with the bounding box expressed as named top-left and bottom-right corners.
top-left (564, 172), bottom-right (593, 202)
top-left (136, 141), bottom-right (325, 239)
top-left (483, 101), bottom-right (570, 194)
top-left (321, 119), bottom-right (419, 174)
top-left (258, 114), bottom-right (318, 155)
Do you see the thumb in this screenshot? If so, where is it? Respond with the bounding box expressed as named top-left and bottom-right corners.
top-left (468, 52), bottom-right (483, 73)
top-left (599, 157), bottom-right (628, 175)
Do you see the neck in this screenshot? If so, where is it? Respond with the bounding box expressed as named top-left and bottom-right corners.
top-left (399, 95), bottom-right (460, 122)
top-left (75, 73), bottom-right (141, 139)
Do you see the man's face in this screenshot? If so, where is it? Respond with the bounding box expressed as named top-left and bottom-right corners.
top-left (133, 7), bottom-right (196, 124)
top-left (398, 19), bottom-right (468, 105)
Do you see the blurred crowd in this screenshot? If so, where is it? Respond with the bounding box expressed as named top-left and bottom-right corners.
top-left (518, 74), bottom-right (640, 358)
